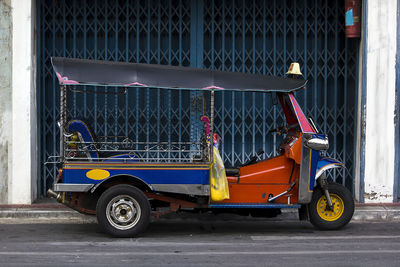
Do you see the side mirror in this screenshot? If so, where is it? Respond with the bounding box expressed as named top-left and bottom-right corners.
top-left (306, 137), bottom-right (329, 151)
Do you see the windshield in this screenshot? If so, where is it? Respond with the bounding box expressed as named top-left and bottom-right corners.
top-left (278, 93), bottom-right (315, 134)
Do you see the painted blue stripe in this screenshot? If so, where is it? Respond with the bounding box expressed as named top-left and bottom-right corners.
top-left (309, 149), bottom-right (319, 190)
top-left (209, 204), bottom-right (301, 209)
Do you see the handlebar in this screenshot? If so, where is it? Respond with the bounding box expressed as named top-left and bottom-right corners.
top-left (269, 126), bottom-right (288, 135)
top-left (269, 123), bottom-right (299, 135)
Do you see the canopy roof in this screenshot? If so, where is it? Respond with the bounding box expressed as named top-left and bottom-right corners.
top-left (51, 57), bottom-right (307, 93)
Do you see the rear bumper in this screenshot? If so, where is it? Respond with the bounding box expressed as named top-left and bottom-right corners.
top-left (53, 183), bottom-right (94, 192)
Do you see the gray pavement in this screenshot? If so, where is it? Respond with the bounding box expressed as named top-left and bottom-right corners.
top-left (1, 201), bottom-right (400, 265)
top-left (1, 203), bottom-right (400, 223)
top-left (0, 220), bottom-right (399, 266)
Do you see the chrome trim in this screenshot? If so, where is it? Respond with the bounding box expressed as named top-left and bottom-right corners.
top-left (151, 184), bottom-right (210, 196)
top-left (268, 182), bottom-right (296, 202)
top-left (90, 174), bottom-right (154, 193)
top-left (315, 163), bottom-right (345, 179)
top-left (298, 134), bottom-right (314, 204)
top-left (306, 137), bottom-right (329, 151)
top-left (318, 174), bottom-right (334, 211)
top-left (106, 195), bottom-right (141, 230)
top-left (47, 189), bottom-right (63, 202)
top-left (59, 85), bottom-right (66, 161)
top-left (53, 183), bottom-right (94, 192)
top-left (63, 162), bottom-right (210, 168)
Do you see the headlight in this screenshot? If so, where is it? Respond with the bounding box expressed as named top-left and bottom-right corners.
top-left (306, 137), bottom-right (329, 151)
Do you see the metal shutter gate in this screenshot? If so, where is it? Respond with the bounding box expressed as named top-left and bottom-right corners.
top-left (37, 0), bottom-right (358, 197)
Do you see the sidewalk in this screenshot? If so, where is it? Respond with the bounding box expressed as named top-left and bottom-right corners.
top-left (0, 203), bottom-right (95, 224)
top-left (1, 201), bottom-right (400, 224)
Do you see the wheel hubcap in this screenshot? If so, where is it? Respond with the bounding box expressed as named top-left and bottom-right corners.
top-left (106, 195), bottom-right (141, 230)
top-left (316, 193), bottom-right (344, 221)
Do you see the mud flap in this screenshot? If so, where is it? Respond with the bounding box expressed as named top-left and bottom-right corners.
top-left (298, 205), bottom-right (309, 221)
top-left (298, 134), bottom-right (319, 204)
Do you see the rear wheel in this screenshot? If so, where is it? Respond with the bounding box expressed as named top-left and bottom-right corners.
top-left (308, 182), bottom-right (354, 230)
top-left (96, 185), bottom-right (150, 237)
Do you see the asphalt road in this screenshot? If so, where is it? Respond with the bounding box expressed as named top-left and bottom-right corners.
top-left (0, 217), bottom-right (399, 266)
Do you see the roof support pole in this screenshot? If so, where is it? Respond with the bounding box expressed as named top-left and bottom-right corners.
top-left (59, 85), bottom-right (67, 162)
top-left (210, 90), bottom-right (215, 163)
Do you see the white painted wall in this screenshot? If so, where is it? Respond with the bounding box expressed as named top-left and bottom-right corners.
top-left (363, 0), bottom-right (397, 202)
top-left (9, 0), bottom-right (37, 204)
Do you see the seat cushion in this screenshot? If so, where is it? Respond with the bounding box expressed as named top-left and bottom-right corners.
top-left (67, 120), bottom-right (98, 159)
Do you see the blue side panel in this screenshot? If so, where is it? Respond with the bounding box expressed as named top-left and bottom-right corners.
top-left (309, 150), bottom-right (319, 190)
top-left (63, 168), bottom-right (209, 185)
top-left (67, 120), bottom-right (98, 159)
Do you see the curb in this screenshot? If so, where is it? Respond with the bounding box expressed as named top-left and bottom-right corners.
top-left (352, 206), bottom-right (400, 221)
top-left (0, 203), bottom-right (96, 223)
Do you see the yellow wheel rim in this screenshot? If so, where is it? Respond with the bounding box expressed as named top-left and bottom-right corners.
top-left (316, 193), bottom-right (344, 221)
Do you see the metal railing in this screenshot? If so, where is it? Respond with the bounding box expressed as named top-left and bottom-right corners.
top-left (63, 139), bottom-right (206, 163)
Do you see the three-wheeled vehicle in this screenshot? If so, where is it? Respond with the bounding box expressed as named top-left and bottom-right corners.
top-left (47, 57), bottom-right (354, 237)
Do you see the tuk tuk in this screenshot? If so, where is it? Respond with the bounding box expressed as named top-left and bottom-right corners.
top-left (47, 57), bottom-right (354, 237)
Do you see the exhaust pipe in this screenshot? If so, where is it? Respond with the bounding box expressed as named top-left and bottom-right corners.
top-left (47, 189), bottom-right (63, 203)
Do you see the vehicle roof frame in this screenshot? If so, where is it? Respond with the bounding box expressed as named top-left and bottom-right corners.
top-left (53, 57), bottom-right (313, 164)
top-left (51, 57), bottom-right (307, 93)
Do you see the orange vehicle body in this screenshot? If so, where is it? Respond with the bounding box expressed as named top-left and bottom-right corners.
top-left (218, 133), bottom-right (303, 205)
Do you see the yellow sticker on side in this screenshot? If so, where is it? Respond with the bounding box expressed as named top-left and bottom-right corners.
top-left (86, 169), bottom-right (110, 180)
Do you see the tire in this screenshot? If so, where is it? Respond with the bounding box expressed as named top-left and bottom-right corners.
top-left (308, 182), bottom-right (354, 230)
top-left (96, 184), bottom-right (151, 237)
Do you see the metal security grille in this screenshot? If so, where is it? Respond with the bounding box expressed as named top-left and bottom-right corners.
top-left (37, 0), bottom-right (358, 197)
top-left (203, 0), bottom-right (358, 190)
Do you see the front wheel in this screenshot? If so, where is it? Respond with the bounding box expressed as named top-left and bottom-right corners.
top-left (96, 185), bottom-right (151, 237)
top-left (308, 182), bottom-right (354, 230)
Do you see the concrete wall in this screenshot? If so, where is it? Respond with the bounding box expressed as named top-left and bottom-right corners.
top-left (0, 0), bottom-right (37, 204)
top-left (363, 0), bottom-right (397, 202)
top-left (9, 0), bottom-right (37, 204)
top-left (0, 0), bottom-right (12, 204)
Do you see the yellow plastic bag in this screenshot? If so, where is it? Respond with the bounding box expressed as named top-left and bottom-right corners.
top-left (210, 147), bottom-right (230, 201)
